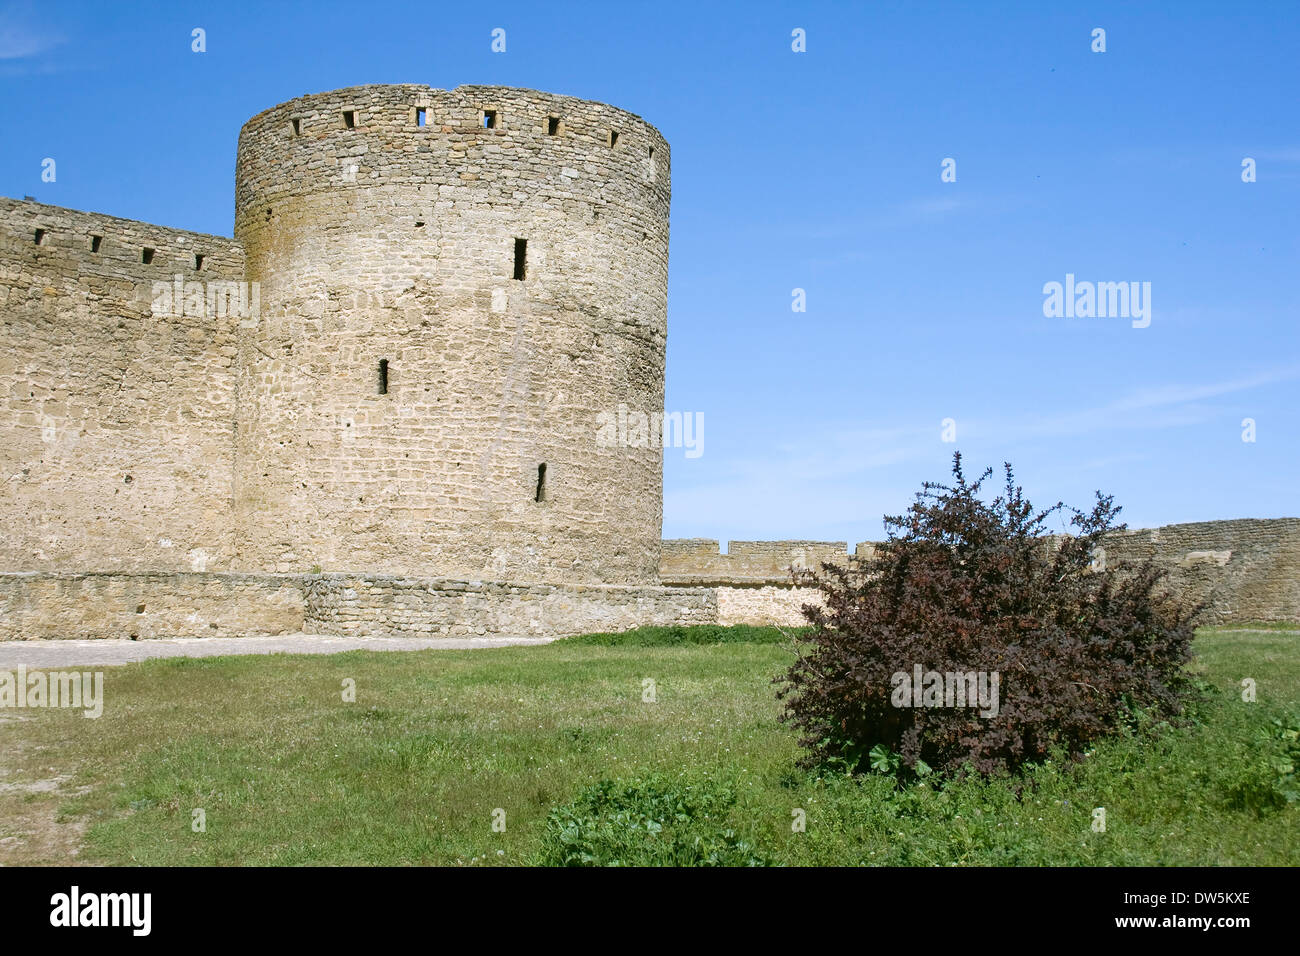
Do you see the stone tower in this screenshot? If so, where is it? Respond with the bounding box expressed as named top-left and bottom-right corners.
top-left (232, 84), bottom-right (670, 584)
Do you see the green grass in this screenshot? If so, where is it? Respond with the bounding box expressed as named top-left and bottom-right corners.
top-left (557, 623), bottom-right (800, 646)
top-left (1, 625), bottom-right (1296, 865)
top-left (1206, 620), bottom-right (1300, 632)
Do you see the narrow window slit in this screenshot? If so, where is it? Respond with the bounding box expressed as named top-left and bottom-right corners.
top-left (378, 359), bottom-right (389, 395)
top-left (90, 235), bottom-right (102, 252)
top-left (534, 463), bottom-right (547, 502)
top-left (547, 115), bottom-right (560, 135)
top-left (342, 110), bottom-right (355, 129)
top-left (513, 238), bottom-right (527, 280)
top-left (609, 129), bottom-right (619, 147)
top-left (416, 108), bottom-right (427, 127)
top-left (483, 109), bottom-right (497, 129)
top-left (291, 118), bottom-right (300, 136)
top-left (33, 229), bottom-right (45, 245)
top-left (142, 247), bottom-right (154, 264)
top-left (194, 253), bottom-right (205, 270)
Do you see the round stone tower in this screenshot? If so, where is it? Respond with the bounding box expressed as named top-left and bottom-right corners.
top-left (232, 84), bottom-right (669, 584)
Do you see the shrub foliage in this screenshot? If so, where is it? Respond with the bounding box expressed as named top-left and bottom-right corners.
top-left (537, 776), bottom-right (770, 866)
top-left (777, 454), bottom-right (1199, 777)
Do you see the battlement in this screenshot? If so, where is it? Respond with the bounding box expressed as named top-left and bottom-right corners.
top-left (1, 197), bottom-right (245, 286)
top-left (660, 539), bottom-right (854, 585)
top-left (235, 85), bottom-right (669, 227)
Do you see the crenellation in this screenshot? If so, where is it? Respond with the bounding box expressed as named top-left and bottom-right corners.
top-left (659, 539), bottom-right (853, 585)
top-left (0, 197), bottom-right (246, 281)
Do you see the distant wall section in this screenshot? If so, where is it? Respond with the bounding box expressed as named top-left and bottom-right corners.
top-left (1091, 518), bottom-right (1300, 624)
top-left (660, 539), bottom-right (853, 585)
top-left (662, 519), bottom-right (1300, 625)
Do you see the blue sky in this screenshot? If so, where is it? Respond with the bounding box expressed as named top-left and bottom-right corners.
top-left (3, 0), bottom-right (1296, 548)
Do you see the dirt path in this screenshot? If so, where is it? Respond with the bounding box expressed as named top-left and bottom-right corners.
top-left (0, 718), bottom-right (90, 866)
top-left (0, 632), bottom-right (556, 864)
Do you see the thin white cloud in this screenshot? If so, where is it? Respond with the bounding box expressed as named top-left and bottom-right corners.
top-left (781, 193), bottom-right (993, 245)
top-left (899, 196), bottom-right (964, 218)
top-left (1011, 365), bottom-right (1300, 439)
top-left (0, 2), bottom-right (64, 59)
top-left (1254, 148), bottom-right (1300, 163)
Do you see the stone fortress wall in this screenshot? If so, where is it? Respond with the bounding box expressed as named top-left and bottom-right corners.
top-left (662, 517), bottom-right (1300, 627)
top-left (0, 84), bottom-right (1294, 641)
top-left (0, 572), bottom-right (716, 641)
top-left (1090, 518), bottom-right (1300, 624)
top-left (1, 84), bottom-right (668, 589)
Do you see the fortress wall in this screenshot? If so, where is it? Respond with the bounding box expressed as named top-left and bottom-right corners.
top-left (0, 572), bottom-right (304, 640)
top-left (232, 85), bottom-right (670, 584)
top-left (663, 518), bottom-right (1300, 625)
top-left (0, 198), bottom-right (245, 573)
top-left (303, 576), bottom-right (715, 638)
top-left (1, 88), bottom-right (1293, 638)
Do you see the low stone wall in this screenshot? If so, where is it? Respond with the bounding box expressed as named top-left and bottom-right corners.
top-left (0, 572), bottom-right (305, 640)
top-left (0, 571), bottom-right (719, 640)
top-left (303, 576), bottom-right (717, 637)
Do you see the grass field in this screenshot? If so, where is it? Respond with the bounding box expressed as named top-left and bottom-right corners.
top-left (0, 625), bottom-right (1296, 866)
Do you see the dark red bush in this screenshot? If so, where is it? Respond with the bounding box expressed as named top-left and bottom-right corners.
top-left (776, 453), bottom-right (1198, 777)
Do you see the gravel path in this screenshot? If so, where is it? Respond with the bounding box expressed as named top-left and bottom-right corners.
top-left (0, 634), bottom-right (556, 668)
